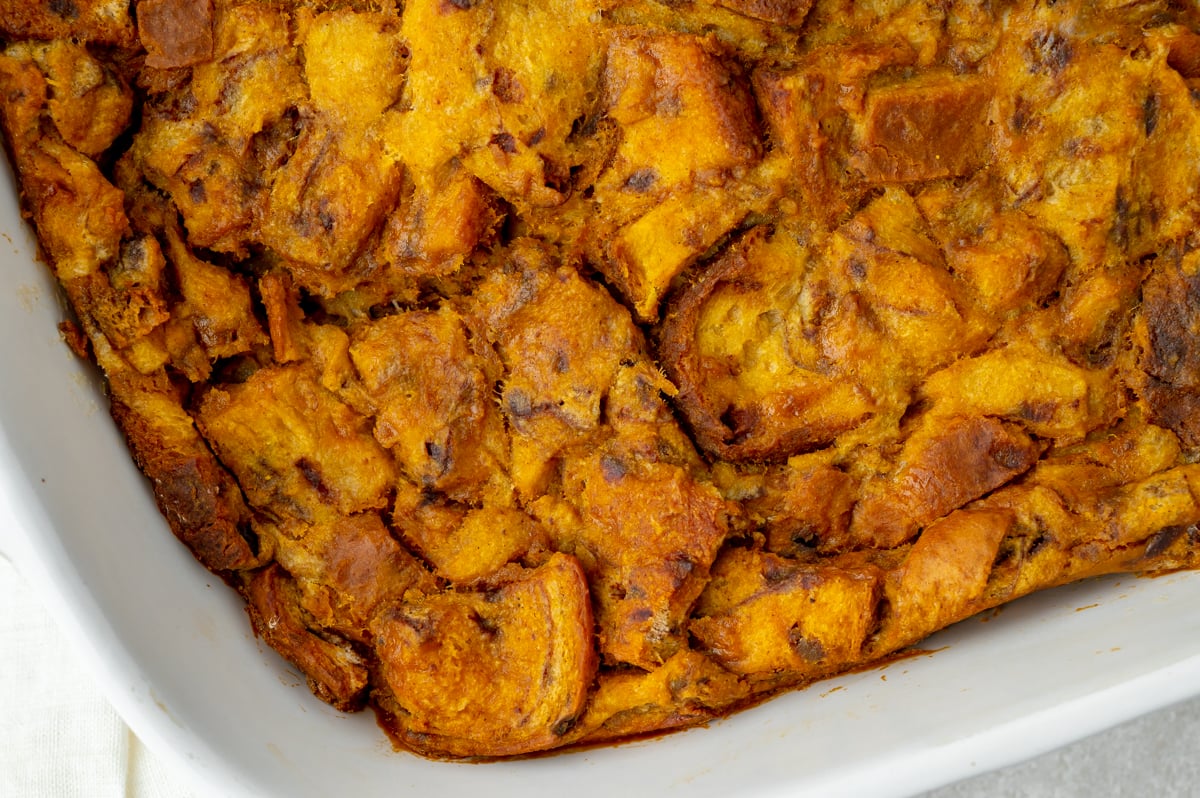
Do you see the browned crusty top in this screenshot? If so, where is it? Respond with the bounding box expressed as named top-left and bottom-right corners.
top-left (2, 0), bottom-right (1200, 759)
top-left (138, 0), bottom-right (215, 70)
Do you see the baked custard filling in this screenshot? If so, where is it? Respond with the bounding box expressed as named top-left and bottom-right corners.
top-left (2, 0), bottom-right (1199, 758)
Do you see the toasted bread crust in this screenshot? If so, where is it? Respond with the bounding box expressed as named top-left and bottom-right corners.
top-left (3, 0), bottom-right (1200, 760)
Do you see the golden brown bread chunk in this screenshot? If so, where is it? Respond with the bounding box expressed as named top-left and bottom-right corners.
top-left (198, 364), bottom-right (397, 519)
top-left (691, 548), bottom-right (882, 679)
top-left (371, 553), bottom-right (596, 757)
top-left (244, 563), bottom-right (369, 712)
top-left (4, 0), bottom-right (1200, 761)
top-left (853, 71), bottom-right (992, 183)
top-left (848, 415), bottom-right (1043, 549)
top-left (0, 0), bottom-right (135, 46)
top-left (347, 308), bottom-right (508, 502)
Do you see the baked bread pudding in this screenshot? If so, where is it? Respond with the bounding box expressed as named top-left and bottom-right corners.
top-left (3, 0), bottom-right (1200, 759)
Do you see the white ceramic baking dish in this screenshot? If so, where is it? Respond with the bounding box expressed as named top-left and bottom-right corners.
top-left (1, 156), bottom-right (1199, 798)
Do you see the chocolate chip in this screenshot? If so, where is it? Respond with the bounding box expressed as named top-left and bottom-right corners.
top-left (425, 441), bottom-right (449, 473)
top-left (48, 0), bottom-right (79, 20)
top-left (296, 457), bottom-right (332, 502)
top-left (788, 628), bottom-right (827, 663)
top-left (506, 388), bottom-right (533, 418)
top-left (623, 169), bottom-right (658, 192)
top-left (600, 454), bottom-right (627, 482)
top-left (1027, 29), bottom-right (1073, 75)
top-left (1144, 93), bottom-right (1160, 137)
top-left (490, 132), bottom-right (518, 154)
top-left (1146, 523), bottom-right (1191, 558)
top-left (492, 68), bottom-right (525, 104)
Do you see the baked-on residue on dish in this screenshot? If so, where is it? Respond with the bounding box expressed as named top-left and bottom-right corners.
top-left (2, 0), bottom-right (1200, 759)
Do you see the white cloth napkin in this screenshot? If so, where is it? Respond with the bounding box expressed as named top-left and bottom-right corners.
top-left (0, 554), bottom-right (196, 798)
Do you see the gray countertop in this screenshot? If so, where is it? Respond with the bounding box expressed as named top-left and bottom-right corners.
top-left (921, 694), bottom-right (1200, 797)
